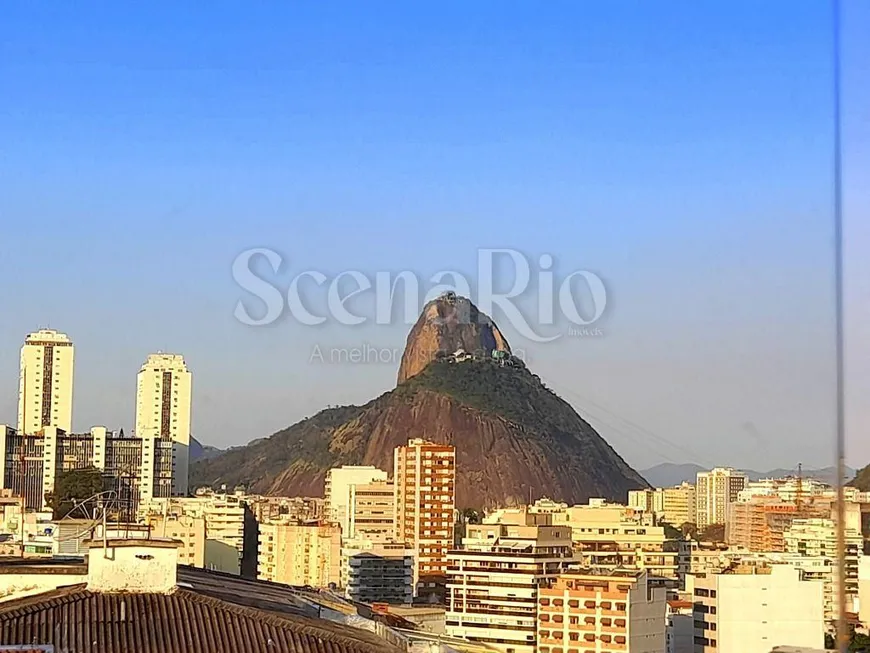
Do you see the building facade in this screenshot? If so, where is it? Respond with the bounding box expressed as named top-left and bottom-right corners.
top-left (695, 468), bottom-right (748, 529)
top-left (661, 483), bottom-right (697, 527)
top-left (690, 565), bottom-right (825, 653)
top-left (345, 478), bottom-right (394, 542)
top-left (341, 539), bottom-right (414, 605)
top-left (394, 438), bottom-right (455, 598)
top-left (135, 353), bottom-right (192, 497)
top-left (18, 329), bottom-right (74, 435)
top-left (0, 425), bottom-right (178, 515)
top-left (446, 510), bottom-right (575, 653)
top-left (538, 569), bottom-right (666, 653)
top-left (257, 521), bottom-right (341, 587)
top-left (324, 465), bottom-right (389, 535)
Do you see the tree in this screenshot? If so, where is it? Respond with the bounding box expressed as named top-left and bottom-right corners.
top-left (46, 467), bottom-right (104, 520)
top-left (698, 524), bottom-right (726, 542)
top-left (679, 522), bottom-right (698, 538)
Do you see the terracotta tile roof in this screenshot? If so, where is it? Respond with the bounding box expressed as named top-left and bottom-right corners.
top-left (0, 585), bottom-right (402, 653)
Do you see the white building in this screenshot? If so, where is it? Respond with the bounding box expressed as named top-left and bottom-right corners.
top-left (859, 556), bottom-right (870, 634)
top-left (135, 353), bottom-right (193, 497)
top-left (18, 329), bottom-right (74, 435)
top-left (446, 510), bottom-right (574, 653)
top-left (696, 468), bottom-right (748, 529)
top-left (690, 564), bottom-right (825, 653)
top-left (324, 466), bottom-right (388, 535)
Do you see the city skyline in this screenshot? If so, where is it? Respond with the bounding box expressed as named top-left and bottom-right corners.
top-left (1, 2), bottom-right (867, 473)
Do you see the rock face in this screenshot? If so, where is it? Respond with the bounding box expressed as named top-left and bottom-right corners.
top-left (191, 297), bottom-right (649, 507)
top-left (397, 293), bottom-right (510, 383)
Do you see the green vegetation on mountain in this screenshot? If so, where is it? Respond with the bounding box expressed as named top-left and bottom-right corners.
top-left (848, 464), bottom-right (870, 492)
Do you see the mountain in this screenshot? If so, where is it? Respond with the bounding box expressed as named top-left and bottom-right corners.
top-left (191, 295), bottom-right (648, 508)
top-left (641, 463), bottom-right (853, 488)
top-left (397, 293), bottom-right (510, 383)
top-left (189, 437), bottom-right (224, 463)
top-left (639, 463), bottom-right (705, 488)
top-left (848, 464), bottom-right (870, 491)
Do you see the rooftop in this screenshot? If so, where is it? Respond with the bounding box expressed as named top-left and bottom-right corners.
top-left (0, 566), bottom-right (403, 653)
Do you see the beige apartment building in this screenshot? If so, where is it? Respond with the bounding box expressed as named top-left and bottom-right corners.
top-left (690, 564), bottom-right (825, 653)
top-left (18, 329), bottom-right (74, 435)
top-left (135, 353), bottom-right (192, 498)
top-left (660, 483), bottom-right (696, 526)
top-left (139, 491), bottom-right (248, 574)
top-left (144, 512), bottom-right (206, 567)
top-left (258, 521), bottom-right (341, 587)
top-left (726, 497), bottom-right (833, 553)
top-left (784, 518), bottom-right (863, 602)
top-left (446, 509), bottom-right (575, 653)
top-left (324, 465), bottom-right (388, 534)
top-left (348, 480), bottom-right (395, 542)
top-left (549, 501), bottom-right (679, 580)
top-left (696, 468), bottom-right (747, 529)
top-left (394, 438), bottom-right (455, 598)
top-left (538, 569), bottom-right (666, 653)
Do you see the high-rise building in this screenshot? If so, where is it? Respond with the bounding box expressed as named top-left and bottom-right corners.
top-left (695, 468), bottom-right (748, 529)
top-left (538, 569), bottom-right (666, 653)
top-left (394, 438), bottom-right (455, 599)
top-left (135, 353), bottom-right (192, 497)
top-left (324, 465), bottom-right (388, 534)
top-left (17, 329), bottom-right (74, 435)
top-left (690, 564), bottom-right (825, 653)
top-left (446, 509), bottom-right (575, 653)
top-left (257, 520), bottom-right (341, 587)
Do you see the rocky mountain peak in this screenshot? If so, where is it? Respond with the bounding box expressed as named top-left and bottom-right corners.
top-left (397, 292), bottom-right (511, 383)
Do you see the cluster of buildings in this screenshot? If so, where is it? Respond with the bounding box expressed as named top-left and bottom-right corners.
top-left (1, 329), bottom-right (868, 652)
top-left (1, 329), bottom-right (193, 513)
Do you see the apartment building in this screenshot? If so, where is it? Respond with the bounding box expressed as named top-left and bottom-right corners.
top-left (139, 491), bottom-right (253, 574)
top-left (661, 483), bottom-right (697, 526)
top-left (394, 438), bottom-right (455, 598)
top-left (726, 498), bottom-right (831, 552)
top-left (348, 480), bottom-right (395, 542)
top-left (325, 465), bottom-right (388, 534)
top-left (0, 424), bottom-right (179, 515)
top-left (144, 512), bottom-right (206, 567)
top-left (690, 564), bottom-right (825, 653)
top-left (538, 569), bottom-right (666, 653)
top-left (696, 468), bottom-right (748, 529)
top-left (246, 494), bottom-right (324, 524)
top-left (341, 538), bottom-right (414, 605)
top-left (550, 501), bottom-right (679, 580)
top-left (446, 509), bottom-right (575, 653)
top-left (784, 518), bottom-right (863, 602)
top-left (257, 521), bottom-right (341, 587)
top-left (860, 557), bottom-right (870, 635)
top-left (135, 353), bottom-right (193, 497)
top-left (667, 600), bottom-right (695, 653)
top-left (18, 329), bottom-right (75, 435)
top-left (628, 489), bottom-right (659, 514)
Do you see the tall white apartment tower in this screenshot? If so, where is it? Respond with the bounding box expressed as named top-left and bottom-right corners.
top-left (18, 329), bottom-right (75, 434)
top-left (696, 467), bottom-right (747, 529)
top-left (135, 353), bottom-right (192, 498)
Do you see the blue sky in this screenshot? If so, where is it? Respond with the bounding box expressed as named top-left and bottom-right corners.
top-left (0, 1), bottom-right (863, 471)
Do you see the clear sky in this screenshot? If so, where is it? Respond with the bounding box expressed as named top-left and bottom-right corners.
top-left (0, 1), bottom-right (863, 471)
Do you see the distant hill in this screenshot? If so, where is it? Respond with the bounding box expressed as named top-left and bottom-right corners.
top-left (190, 437), bottom-right (224, 463)
top-left (641, 463), bottom-right (853, 488)
top-left (639, 463), bottom-right (705, 488)
top-left (848, 464), bottom-right (870, 491)
top-left (190, 295), bottom-right (648, 508)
